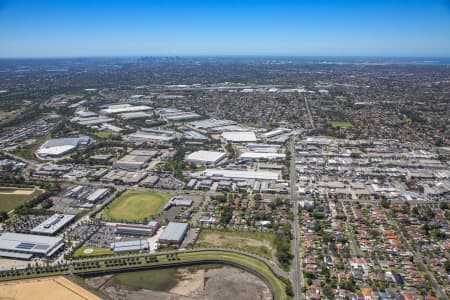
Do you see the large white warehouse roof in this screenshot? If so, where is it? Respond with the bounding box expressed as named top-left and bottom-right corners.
top-left (186, 150), bottom-right (226, 165)
top-left (222, 131), bottom-right (257, 142)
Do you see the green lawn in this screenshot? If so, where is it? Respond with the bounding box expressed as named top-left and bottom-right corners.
top-left (102, 191), bottom-right (172, 222)
top-left (329, 121), bottom-right (353, 128)
top-left (12, 134), bottom-right (51, 161)
top-left (195, 229), bottom-right (276, 260)
top-left (94, 131), bottom-right (114, 139)
top-left (0, 188), bottom-right (44, 213)
top-left (73, 246), bottom-right (114, 258)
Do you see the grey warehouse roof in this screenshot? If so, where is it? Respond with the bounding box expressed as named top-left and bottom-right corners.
top-left (159, 222), bottom-right (189, 243)
top-left (0, 232), bottom-right (63, 256)
top-left (31, 214), bottom-right (76, 235)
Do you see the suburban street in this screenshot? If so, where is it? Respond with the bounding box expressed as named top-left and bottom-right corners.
top-left (290, 136), bottom-right (303, 300)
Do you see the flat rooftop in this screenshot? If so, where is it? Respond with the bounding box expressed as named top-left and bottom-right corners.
top-left (31, 214), bottom-right (76, 235)
top-left (222, 131), bottom-right (257, 142)
top-left (159, 222), bottom-right (189, 243)
top-left (0, 232), bottom-right (63, 256)
top-left (186, 150), bottom-right (226, 163)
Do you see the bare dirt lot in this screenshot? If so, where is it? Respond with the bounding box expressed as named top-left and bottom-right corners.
top-left (0, 276), bottom-right (101, 300)
top-left (86, 265), bottom-right (272, 300)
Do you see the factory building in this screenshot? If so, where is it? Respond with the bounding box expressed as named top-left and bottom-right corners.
top-left (185, 150), bottom-right (226, 166)
top-left (158, 222), bottom-right (189, 246)
top-left (115, 221), bottom-right (160, 236)
top-left (0, 233), bottom-right (64, 260)
top-left (113, 150), bottom-right (158, 171)
top-left (189, 118), bottom-right (236, 130)
top-left (163, 197), bottom-right (193, 210)
top-left (126, 129), bottom-right (180, 143)
top-left (111, 239), bottom-right (149, 253)
top-left (31, 214), bottom-right (76, 236)
top-left (99, 104), bottom-right (152, 115)
top-left (155, 108), bottom-right (201, 122)
top-left (199, 169), bottom-right (280, 180)
top-left (222, 131), bottom-right (257, 143)
top-left (260, 128), bottom-right (291, 139)
top-left (36, 136), bottom-right (91, 157)
top-left (239, 152), bottom-right (286, 161)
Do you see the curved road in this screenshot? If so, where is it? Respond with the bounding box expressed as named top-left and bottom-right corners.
top-left (69, 247), bottom-right (290, 280)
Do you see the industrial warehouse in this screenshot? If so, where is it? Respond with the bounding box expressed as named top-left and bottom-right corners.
top-left (0, 233), bottom-right (64, 260)
top-left (113, 149), bottom-right (158, 171)
top-left (185, 150), bottom-right (226, 166)
top-left (115, 221), bottom-right (160, 236)
top-left (36, 136), bottom-right (91, 158)
top-left (31, 214), bottom-right (75, 235)
top-left (158, 222), bottom-right (189, 246)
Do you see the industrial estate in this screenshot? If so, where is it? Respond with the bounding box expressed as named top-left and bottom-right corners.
top-left (0, 56), bottom-right (449, 300)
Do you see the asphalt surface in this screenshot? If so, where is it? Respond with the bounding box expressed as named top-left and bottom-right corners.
top-left (290, 136), bottom-right (303, 300)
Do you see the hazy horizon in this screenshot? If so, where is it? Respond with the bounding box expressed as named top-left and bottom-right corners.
top-left (1, 0), bottom-right (450, 58)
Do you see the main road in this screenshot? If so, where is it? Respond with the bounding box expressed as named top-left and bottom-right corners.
top-left (290, 136), bottom-right (303, 300)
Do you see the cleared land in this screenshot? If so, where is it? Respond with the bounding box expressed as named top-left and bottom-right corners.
top-left (0, 276), bottom-right (101, 300)
top-left (329, 121), bottom-right (353, 128)
top-left (0, 250), bottom-right (289, 299)
top-left (102, 191), bottom-right (172, 222)
top-left (89, 265), bottom-right (271, 300)
top-left (0, 187), bottom-right (44, 213)
top-left (73, 246), bottom-right (114, 258)
top-left (195, 229), bottom-right (276, 260)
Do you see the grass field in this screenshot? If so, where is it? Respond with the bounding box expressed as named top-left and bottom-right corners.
top-left (195, 229), bottom-right (276, 260)
top-left (0, 188), bottom-right (44, 213)
top-left (102, 191), bottom-right (172, 222)
top-left (12, 134), bottom-right (51, 161)
top-left (73, 246), bottom-right (115, 258)
top-left (94, 132), bottom-right (114, 139)
top-left (329, 121), bottom-right (353, 128)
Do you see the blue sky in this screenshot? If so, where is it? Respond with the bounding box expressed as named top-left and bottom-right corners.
top-left (0, 0), bottom-right (449, 57)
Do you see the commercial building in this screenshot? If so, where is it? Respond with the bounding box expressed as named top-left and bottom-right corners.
top-left (31, 214), bottom-right (76, 235)
top-left (260, 128), bottom-right (291, 139)
top-left (186, 150), bottom-right (226, 166)
top-left (247, 143), bottom-right (282, 153)
top-left (115, 221), bottom-right (160, 236)
top-left (36, 136), bottom-right (91, 157)
top-left (199, 169), bottom-right (280, 180)
top-left (89, 154), bottom-right (113, 164)
top-left (184, 130), bottom-right (208, 140)
top-left (101, 169), bottom-right (147, 185)
top-left (163, 197), bottom-right (193, 210)
top-left (86, 188), bottom-right (111, 202)
top-left (126, 129), bottom-right (180, 143)
top-left (110, 239), bottom-right (149, 253)
top-left (113, 150), bottom-right (157, 171)
top-left (190, 118), bottom-right (236, 130)
top-left (99, 104), bottom-right (152, 115)
top-left (222, 131), bottom-right (257, 143)
top-left (240, 152), bottom-right (286, 161)
top-left (117, 111), bottom-right (152, 120)
top-left (73, 116), bottom-right (114, 126)
top-left (0, 233), bottom-right (64, 260)
top-left (156, 108), bottom-right (201, 122)
top-left (158, 222), bottom-right (189, 245)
